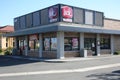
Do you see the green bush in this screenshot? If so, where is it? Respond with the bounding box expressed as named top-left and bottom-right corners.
top-left (0, 48), bottom-right (2, 53)
top-left (4, 47), bottom-right (13, 55)
top-left (4, 51), bottom-right (11, 55)
top-left (114, 51), bottom-right (120, 55)
top-left (0, 48), bottom-right (3, 55)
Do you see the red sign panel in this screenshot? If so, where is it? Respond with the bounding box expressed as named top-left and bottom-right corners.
top-left (62, 6), bottom-right (73, 22)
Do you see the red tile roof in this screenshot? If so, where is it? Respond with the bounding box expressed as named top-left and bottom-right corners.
top-left (0, 25), bottom-right (14, 33)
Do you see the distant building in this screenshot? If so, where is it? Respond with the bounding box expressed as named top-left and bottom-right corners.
top-left (6, 4), bottom-right (120, 59)
top-left (0, 25), bottom-right (14, 50)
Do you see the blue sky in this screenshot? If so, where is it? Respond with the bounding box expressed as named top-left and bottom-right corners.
top-left (0, 0), bottom-right (120, 26)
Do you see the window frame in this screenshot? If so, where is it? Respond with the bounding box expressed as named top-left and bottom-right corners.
top-left (84, 38), bottom-right (96, 50)
top-left (20, 16), bottom-right (26, 29)
top-left (33, 11), bottom-right (41, 27)
top-left (85, 10), bottom-right (94, 25)
top-left (64, 37), bottom-right (79, 51)
top-left (51, 38), bottom-right (57, 51)
top-left (100, 38), bottom-right (110, 49)
top-left (43, 37), bottom-right (57, 51)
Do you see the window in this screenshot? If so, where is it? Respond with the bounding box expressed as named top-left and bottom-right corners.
top-left (14, 18), bottom-right (20, 30)
top-left (29, 35), bottom-right (39, 51)
top-left (33, 11), bottom-right (40, 26)
top-left (73, 8), bottom-right (84, 24)
top-left (6, 38), bottom-right (8, 42)
top-left (51, 38), bottom-right (57, 50)
top-left (26, 14), bottom-right (32, 28)
top-left (44, 38), bottom-right (50, 51)
top-left (100, 38), bottom-right (110, 49)
top-left (85, 10), bottom-right (93, 25)
top-left (84, 38), bottom-right (96, 50)
top-left (43, 37), bottom-right (57, 51)
top-left (20, 16), bottom-right (26, 29)
top-left (64, 37), bottom-right (79, 51)
top-left (72, 38), bottom-right (79, 50)
top-left (94, 12), bottom-right (103, 26)
top-left (19, 40), bottom-right (25, 50)
top-left (41, 9), bottom-right (49, 25)
top-left (64, 38), bottom-right (72, 51)
top-left (13, 42), bottom-right (15, 47)
top-left (29, 40), bottom-right (39, 51)
top-left (6, 43), bottom-right (8, 47)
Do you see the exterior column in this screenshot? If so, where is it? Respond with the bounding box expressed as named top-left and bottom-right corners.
top-left (1, 35), bottom-right (6, 49)
top-left (39, 34), bottom-right (43, 58)
top-left (57, 31), bottom-right (64, 59)
top-left (110, 34), bottom-right (114, 55)
top-left (15, 37), bottom-right (19, 49)
top-left (80, 33), bottom-right (87, 57)
top-left (12, 37), bottom-right (18, 55)
top-left (96, 34), bottom-right (100, 56)
top-left (80, 33), bottom-right (84, 50)
top-left (14, 37), bottom-right (17, 49)
top-left (25, 36), bottom-right (28, 56)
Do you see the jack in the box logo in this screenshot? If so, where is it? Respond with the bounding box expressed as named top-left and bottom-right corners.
top-left (49, 7), bottom-right (58, 22)
top-left (62, 6), bottom-right (73, 22)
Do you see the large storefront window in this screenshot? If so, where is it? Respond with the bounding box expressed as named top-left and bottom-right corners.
top-left (29, 35), bottom-right (39, 51)
top-left (84, 38), bottom-right (96, 50)
top-left (100, 38), bottom-right (110, 49)
top-left (44, 38), bottom-right (50, 50)
top-left (29, 40), bottom-right (39, 50)
top-left (64, 37), bottom-right (79, 51)
top-left (18, 39), bottom-right (25, 55)
top-left (19, 40), bottom-right (25, 50)
top-left (43, 37), bottom-right (57, 51)
top-left (51, 38), bottom-right (57, 50)
top-left (17, 37), bottom-right (26, 55)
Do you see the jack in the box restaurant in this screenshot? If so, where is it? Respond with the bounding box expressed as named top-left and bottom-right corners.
top-left (6, 4), bottom-right (120, 59)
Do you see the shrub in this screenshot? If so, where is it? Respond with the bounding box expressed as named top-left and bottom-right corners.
top-left (114, 51), bottom-right (120, 55)
top-left (4, 47), bottom-right (13, 55)
top-left (0, 48), bottom-right (2, 53)
top-left (0, 48), bottom-right (3, 55)
top-left (4, 51), bottom-right (11, 55)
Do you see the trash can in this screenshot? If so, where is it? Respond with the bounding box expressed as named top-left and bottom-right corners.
top-left (80, 49), bottom-right (87, 57)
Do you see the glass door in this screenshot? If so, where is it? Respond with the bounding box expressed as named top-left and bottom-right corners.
top-left (84, 38), bottom-right (96, 55)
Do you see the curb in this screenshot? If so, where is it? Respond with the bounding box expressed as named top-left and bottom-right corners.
top-left (5, 55), bottom-right (93, 62)
top-left (4, 55), bottom-right (120, 62)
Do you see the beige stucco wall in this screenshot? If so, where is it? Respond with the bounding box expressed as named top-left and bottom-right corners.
top-left (114, 35), bottom-right (120, 51)
top-left (104, 18), bottom-right (120, 30)
top-left (1, 36), bottom-right (14, 50)
top-left (1, 36), bottom-right (6, 49)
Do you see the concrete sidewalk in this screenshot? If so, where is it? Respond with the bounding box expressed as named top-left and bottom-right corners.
top-left (5, 55), bottom-right (120, 62)
top-left (1, 55), bottom-right (120, 75)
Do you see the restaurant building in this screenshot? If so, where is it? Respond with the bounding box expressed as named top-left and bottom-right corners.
top-left (6, 4), bottom-right (120, 59)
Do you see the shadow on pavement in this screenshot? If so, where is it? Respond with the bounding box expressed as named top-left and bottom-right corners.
top-left (44, 61), bottom-right (65, 63)
top-left (0, 55), bottom-right (39, 67)
top-left (86, 70), bottom-right (120, 80)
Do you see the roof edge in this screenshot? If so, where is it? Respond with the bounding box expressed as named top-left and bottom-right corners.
top-left (105, 18), bottom-right (120, 22)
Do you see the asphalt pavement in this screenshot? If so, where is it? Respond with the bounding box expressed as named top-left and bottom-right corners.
top-left (0, 55), bottom-right (120, 80)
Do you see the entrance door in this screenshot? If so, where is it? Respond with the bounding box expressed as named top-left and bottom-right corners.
top-left (84, 38), bottom-right (97, 56)
top-left (19, 40), bottom-right (25, 55)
